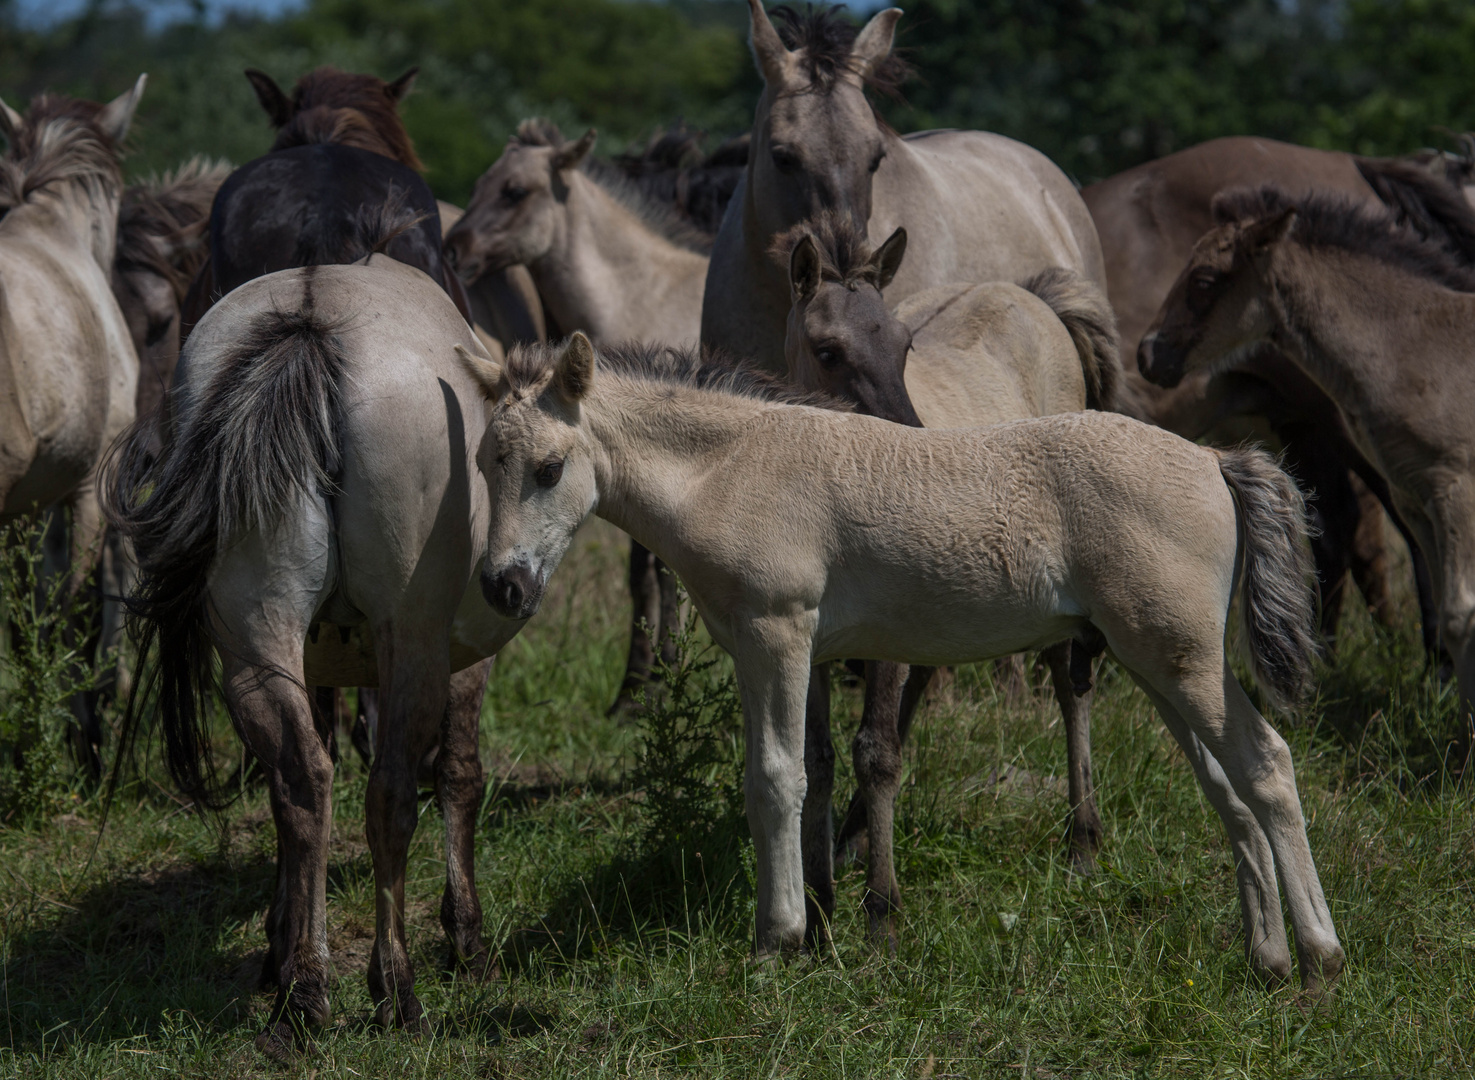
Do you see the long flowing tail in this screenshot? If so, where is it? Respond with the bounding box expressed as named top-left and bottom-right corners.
top-left (1215, 446), bottom-right (1319, 711)
top-left (1019, 267), bottom-right (1120, 411)
top-left (101, 296), bottom-right (347, 807)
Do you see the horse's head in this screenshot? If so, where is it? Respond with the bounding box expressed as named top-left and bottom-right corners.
top-left (456, 333), bottom-right (598, 621)
top-left (746, 1), bottom-right (906, 238)
top-left (444, 121), bottom-right (596, 284)
top-left (245, 66), bottom-right (422, 170)
top-left (776, 211), bottom-right (919, 425)
top-left (1138, 191), bottom-right (1297, 388)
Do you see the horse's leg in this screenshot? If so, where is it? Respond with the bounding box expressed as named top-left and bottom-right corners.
top-left (801, 662), bottom-right (836, 948)
top-left (312, 687), bottom-right (340, 764)
top-left (365, 630), bottom-right (448, 1031)
top-left (609, 538), bottom-right (661, 715)
top-left (1131, 680), bottom-right (1292, 984)
top-left (439, 657), bottom-right (494, 977)
top-left (735, 621), bottom-right (814, 956)
top-left (1347, 472), bottom-right (1396, 630)
top-left (851, 660), bottom-right (908, 951)
top-left (352, 688), bottom-right (379, 768)
top-left (61, 486), bottom-right (108, 779)
top-left (1356, 463), bottom-right (1444, 662)
top-left (220, 653), bottom-right (335, 1054)
top-left (657, 558), bottom-right (680, 669)
top-left (1042, 642), bottom-right (1104, 873)
top-left (1279, 430), bottom-right (1360, 650)
top-left (835, 663), bottom-right (934, 860)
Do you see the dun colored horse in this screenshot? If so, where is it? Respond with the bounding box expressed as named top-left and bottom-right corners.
top-left (773, 211), bottom-right (1119, 942)
top-left (104, 257), bottom-right (524, 1055)
top-left (1139, 186), bottom-right (1475, 755)
top-left (701, 2), bottom-right (1106, 372)
top-left (456, 333), bottom-right (1345, 994)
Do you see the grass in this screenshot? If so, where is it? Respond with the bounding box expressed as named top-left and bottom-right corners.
top-left (1, 517), bottom-right (1472, 1078)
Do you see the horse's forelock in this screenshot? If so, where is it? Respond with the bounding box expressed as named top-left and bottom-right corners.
top-left (770, 4), bottom-right (911, 97)
top-left (0, 94), bottom-right (123, 213)
top-left (513, 118), bottom-right (567, 150)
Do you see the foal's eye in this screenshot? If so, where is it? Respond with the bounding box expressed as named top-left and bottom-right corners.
top-left (534, 457), bottom-right (565, 488)
top-left (868, 150), bottom-right (886, 174)
top-left (502, 183), bottom-right (529, 204)
top-left (771, 146), bottom-right (801, 174)
top-left (814, 347), bottom-right (841, 369)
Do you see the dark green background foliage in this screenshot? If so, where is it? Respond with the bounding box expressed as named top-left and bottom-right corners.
top-left (2, 0), bottom-right (1473, 203)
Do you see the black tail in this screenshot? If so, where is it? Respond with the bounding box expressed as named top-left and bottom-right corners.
top-left (1356, 155), bottom-right (1475, 264)
top-left (101, 293), bottom-right (347, 808)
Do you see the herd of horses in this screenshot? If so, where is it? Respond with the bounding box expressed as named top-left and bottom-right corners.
top-left (2, 0), bottom-right (1472, 1056)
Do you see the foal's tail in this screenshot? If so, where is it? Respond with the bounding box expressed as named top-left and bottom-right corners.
top-left (1019, 267), bottom-right (1120, 411)
top-left (1215, 446), bottom-right (1318, 711)
top-left (101, 293), bottom-right (348, 808)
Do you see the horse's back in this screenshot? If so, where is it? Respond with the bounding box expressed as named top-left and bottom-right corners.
top-left (896, 281), bottom-right (1085, 428)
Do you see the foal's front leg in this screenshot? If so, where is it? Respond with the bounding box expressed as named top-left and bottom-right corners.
top-left (801, 662), bottom-right (835, 948)
top-left (735, 620), bottom-right (815, 957)
top-left (1042, 641), bottom-right (1104, 873)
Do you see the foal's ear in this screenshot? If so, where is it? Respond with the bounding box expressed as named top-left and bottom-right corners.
top-left (748, 0), bottom-right (795, 86)
top-left (870, 226), bottom-right (907, 290)
top-left (554, 332), bottom-right (595, 402)
top-left (97, 74), bottom-right (147, 144)
top-left (245, 69), bottom-right (291, 128)
top-left (789, 234), bottom-right (822, 301)
top-left (852, 8), bottom-right (903, 79)
top-left (553, 129), bottom-right (597, 172)
top-left (0, 96), bottom-right (22, 142)
top-left (1242, 207), bottom-right (1296, 254)
top-left (454, 343), bottom-right (506, 401)
top-left (386, 68), bottom-right (419, 103)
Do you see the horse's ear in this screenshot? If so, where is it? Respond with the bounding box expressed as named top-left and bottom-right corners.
top-left (870, 226), bottom-right (907, 290)
top-left (1242, 207), bottom-right (1296, 254)
top-left (852, 8), bottom-right (903, 79)
top-left (0, 96), bottom-right (22, 142)
top-left (245, 69), bottom-right (291, 128)
top-left (553, 129), bottom-right (596, 172)
top-left (789, 234), bottom-right (822, 301)
top-left (97, 74), bottom-right (146, 144)
top-left (386, 68), bottom-right (419, 102)
top-left (455, 343), bottom-right (506, 401)
top-left (554, 331), bottom-right (595, 402)
top-left (748, 0), bottom-right (794, 86)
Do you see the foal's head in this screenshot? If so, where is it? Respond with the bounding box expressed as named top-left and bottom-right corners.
top-left (456, 334), bottom-right (599, 620)
top-left (443, 120), bottom-right (597, 283)
top-left (773, 210), bottom-right (919, 425)
top-left (746, 1), bottom-right (909, 236)
top-left (245, 66), bottom-right (422, 170)
top-left (1137, 189), bottom-right (1298, 388)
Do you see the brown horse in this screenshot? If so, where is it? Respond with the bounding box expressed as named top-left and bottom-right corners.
top-left (1139, 186), bottom-right (1475, 752)
top-left (1083, 136), bottom-right (1475, 655)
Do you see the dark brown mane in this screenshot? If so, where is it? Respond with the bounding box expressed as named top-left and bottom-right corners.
top-left (770, 4), bottom-right (911, 97)
top-left (116, 157), bottom-right (231, 301)
top-left (1353, 154), bottom-right (1475, 263)
top-left (503, 339), bottom-right (850, 410)
top-left (512, 118), bottom-right (713, 254)
top-left (1213, 185), bottom-right (1475, 294)
top-left (0, 94), bottom-right (122, 214)
top-left (768, 209), bottom-right (880, 289)
top-left (270, 67), bottom-right (422, 171)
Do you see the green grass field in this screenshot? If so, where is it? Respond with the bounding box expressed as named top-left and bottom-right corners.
top-left (1, 517), bottom-right (1472, 1078)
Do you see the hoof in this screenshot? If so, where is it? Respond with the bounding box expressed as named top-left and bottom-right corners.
top-left (1299, 946), bottom-right (1345, 1004)
top-left (254, 1020), bottom-right (298, 1063)
top-left (373, 995), bottom-right (430, 1034)
top-left (1249, 950), bottom-right (1294, 990)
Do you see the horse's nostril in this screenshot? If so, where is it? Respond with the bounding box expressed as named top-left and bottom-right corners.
top-left (498, 576), bottom-right (523, 610)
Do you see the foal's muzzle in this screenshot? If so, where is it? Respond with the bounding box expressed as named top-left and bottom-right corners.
top-left (483, 562), bottom-right (545, 619)
top-left (1136, 330), bottom-right (1185, 388)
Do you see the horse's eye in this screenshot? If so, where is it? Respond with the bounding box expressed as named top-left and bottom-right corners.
top-left (503, 184), bottom-right (529, 204)
top-left (815, 347), bottom-right (841, 369)
top-left (868, 150), bottom-right (886, 174)
top-left (771, 146), bottom-right (801, 174)
top-left (1193, 274), bottom-right (1216, 290)
top-left (535, 457), bottom-right (564, 488)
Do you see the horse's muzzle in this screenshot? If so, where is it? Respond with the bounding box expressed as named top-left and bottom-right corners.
top-left (483, 562), bottom-right (544, 619)
top-left (1136, 330), bottom-right (1185, 388)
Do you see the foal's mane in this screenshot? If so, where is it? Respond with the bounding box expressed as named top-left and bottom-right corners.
top-left (770, 4), bottom-right (911, 97)
top-left (270, 67), bottom-right (423, 172)
top-left (1214, 184), bottom-right (1475, 294)
top-left (116, 156), bottom-right (231, 300)
top-left (512, 119), bottom-right (712, 255)
top-left (503, 339), bottom-right (850, 410)
top-left (768, 209), bottom-right (883, 289)
top-left (0, 95), bottom-right (123, 215)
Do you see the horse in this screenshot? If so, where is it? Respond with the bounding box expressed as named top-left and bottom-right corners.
top-left (770, 211), bottom-right (1118, 940)
top-left (1138, 185), bottom-right (1475, 757)
top-left (454, 332), bottom-right (1345, 994)
top-left (103, 256), bottom-right (525, 1055)
top-left (0, 79), bottom-right (146, 775)
top-left (1082, 136), bottom-right (1475, 656)
top-left (700, 1), bottom-right (1106, 373)
top-left (444, 118), bottom-right (711, 713)
top-left (180, 66), bottom-right (471, 336)
top-left (613, 122), bottom-right (749, 237)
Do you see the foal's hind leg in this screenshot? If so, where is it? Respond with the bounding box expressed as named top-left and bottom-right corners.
top-left (850, 660), bottom-right (909, 951)
top-left (439, 658), bottom-right (494, 977)
top-left (610, 538), bottom-right (662, 715)
top-left (835, 664), bottom-right (934, 863)
top-left (1042, 642), bottom-right (1104, 874)
top-left (801, 663), bottom-right (836, 948)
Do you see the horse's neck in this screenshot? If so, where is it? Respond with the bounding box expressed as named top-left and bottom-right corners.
top-left (535, 175), bottom-right (705, 345)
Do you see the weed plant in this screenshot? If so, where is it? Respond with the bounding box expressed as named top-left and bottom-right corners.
top-left (0, 518), bottom-right (1471, 1077)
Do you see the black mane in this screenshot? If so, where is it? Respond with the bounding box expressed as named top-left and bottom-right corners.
top-left (768, 208), bottom-right (878, 288)
top-left (1213, 185), bottom-right (1475, 294)
top-left (770, 4), bottom-right (911, 97)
